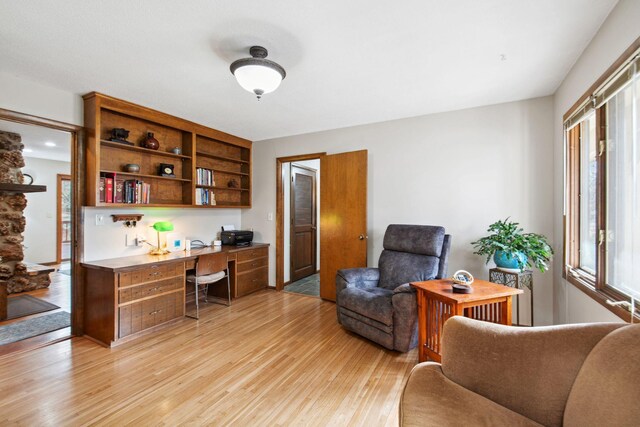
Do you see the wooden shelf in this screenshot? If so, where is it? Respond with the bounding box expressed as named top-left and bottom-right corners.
top-left (212, 168), bottom-right (249, 176)
top-left (100, 170), bottom-right (191, 182)
top-left (196, 184), bottom-right (249, 192)
top-left (84, 93), bottom-right (252, 208)
top-left (0, 183), bottom-right (47, 193)
top-left (196, 151), bottom-right (249, 164)
top-left (101, 140), bottom-right (192, 160)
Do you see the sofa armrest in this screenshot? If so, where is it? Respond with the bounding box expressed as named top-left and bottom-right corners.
top-left (392, 283), bottom-right (416, 294)
top-left (335, 268), bottom-right (380, 295)
top-left (391, 285), bottom-right (418, 352)
top-left (441, 316), bottom-right (625, 427)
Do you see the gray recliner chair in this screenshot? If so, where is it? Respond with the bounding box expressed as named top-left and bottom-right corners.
top-left (336, 224), bottom-right (451, 352)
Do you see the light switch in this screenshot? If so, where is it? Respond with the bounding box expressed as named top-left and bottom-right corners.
top-left (267, 212), bottom-right (273, 221)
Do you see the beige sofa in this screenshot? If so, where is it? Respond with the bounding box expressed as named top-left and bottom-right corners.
top-left (400, 316), bottom-right (639, 427)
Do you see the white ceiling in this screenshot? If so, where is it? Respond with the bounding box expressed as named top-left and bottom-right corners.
top-left (0, 120), bottom-right (71, 162)
top-left (0, 0), bottom-right (617, 141)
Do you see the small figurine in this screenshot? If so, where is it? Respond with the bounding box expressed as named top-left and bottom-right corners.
top-left (109, 128), bottom-right (133, 145)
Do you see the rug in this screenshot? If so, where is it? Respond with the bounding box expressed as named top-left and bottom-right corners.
top-left (7, 295), bottom-right (60, 320)
top-left (0, 311), bottom-right (71, 346)
top-left (285, 273), bottom-right (320, 297)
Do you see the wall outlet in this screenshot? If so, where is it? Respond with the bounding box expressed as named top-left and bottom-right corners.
top-left (95, 214), bottom-right (105, 226)
top-left (135, 235), bottom-right (146, 247)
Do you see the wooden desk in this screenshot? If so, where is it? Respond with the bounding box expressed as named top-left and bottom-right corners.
top-left (81, 243), bottom-right (269, 346)
top-left (411, 279), bottom-right (523, 363)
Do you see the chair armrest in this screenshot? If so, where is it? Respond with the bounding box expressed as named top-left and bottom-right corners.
top-left (335, 268), bottom-right (380, 295)
top-left (441, 316), bottom-right (625, 427)
top-left (392, 283), bottom-right (416, 294)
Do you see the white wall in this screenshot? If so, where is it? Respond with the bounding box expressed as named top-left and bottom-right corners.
top-left (0, 71), bottom-right (82, 125)
top-left (283, 159), bottom-right (321, 283)
top-left (243, 96), bottom-right (555, 325)
top-left (23, 157), bottom-right (71, 263)
top-left (553, 0), bottom-right (640, 324)
top-left (83, 207), bottom-right (241, 261)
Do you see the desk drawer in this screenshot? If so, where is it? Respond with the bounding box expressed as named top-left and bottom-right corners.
top-left (237, 256), bottom-right (268, 274)
top-left (119, 262), bottom-right (184, 287)
top-left (118, 291), bottom-right (183, 338)
top-left (237, 247), bottom-right (268, 263)
top-left (119, 276), bottom-right (184, 304)
top-left (237, 266), bottom-right (268, 297)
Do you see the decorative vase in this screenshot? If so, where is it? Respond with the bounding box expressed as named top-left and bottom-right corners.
top-left (493, 250), bottom-right (527, 270)
top-left (171, 147), bottom-right (182, 155)
top-left (123, 163), bottom-right (140, 173)
top-left (142, 132), bottom-right (159, 150)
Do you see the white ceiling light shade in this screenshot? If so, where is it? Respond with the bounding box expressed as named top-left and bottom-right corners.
top-left (230, 46), bottom-right (286, 99)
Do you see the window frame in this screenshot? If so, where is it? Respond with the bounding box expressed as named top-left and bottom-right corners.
top-left (563, 37), bottom-right (640, 322)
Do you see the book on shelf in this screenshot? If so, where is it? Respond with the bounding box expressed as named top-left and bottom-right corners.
top-left (196, 167), bottom-right (215, 187)
top-left (195, 187), bottom-right (216, 206)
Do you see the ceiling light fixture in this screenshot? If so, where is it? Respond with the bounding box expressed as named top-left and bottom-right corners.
top-left (45, 142), bottom-right (56, 147)
top-left (230, 46), bottom-right (286, 100)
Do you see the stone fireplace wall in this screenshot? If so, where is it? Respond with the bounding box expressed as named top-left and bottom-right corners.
top-left (0, 130), bottom-right (42, 294)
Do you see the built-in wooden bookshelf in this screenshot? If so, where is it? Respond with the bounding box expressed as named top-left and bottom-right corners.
top-left (83, 92), bottom-right (252, 208)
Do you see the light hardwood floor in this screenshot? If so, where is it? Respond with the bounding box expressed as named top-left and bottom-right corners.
top-left (0, 289), bottom-right (417, 425)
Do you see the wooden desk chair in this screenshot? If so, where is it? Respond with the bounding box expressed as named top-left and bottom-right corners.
top-left (186, 252), bottom-right (230, 319)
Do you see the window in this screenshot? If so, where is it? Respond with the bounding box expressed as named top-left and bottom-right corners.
top-left (564, 43), bottom-right (640, 321)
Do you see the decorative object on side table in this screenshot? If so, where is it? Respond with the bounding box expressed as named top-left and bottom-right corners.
top-left (227, 178), bottom-right (239, 188)
top-left (109, 128), bottom-right (133, 145)
top-left (122, 163), bottom-right (140, 173)
top-left (451, 270), bottom-right (474, 293)
top-left (471, 218), bottom-right (553, 272)
top-left (170, 147), bottom-right (182, 155)
top-left (149, 221), bottom-right (174, 255)
top-left (159, 163), bottom-right (175, 177)
top-left (142, 132), bottom-right (159, 150)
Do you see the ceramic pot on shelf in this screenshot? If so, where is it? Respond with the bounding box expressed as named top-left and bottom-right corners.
top-left (142, 132), bottom-right (159, 150)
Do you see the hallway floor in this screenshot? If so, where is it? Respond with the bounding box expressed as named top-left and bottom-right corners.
top-left (284, 273), bottom-right (319, 297)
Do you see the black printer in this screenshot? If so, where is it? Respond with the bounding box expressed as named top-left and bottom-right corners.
top-left (220, 230), bottom-right (254, 246)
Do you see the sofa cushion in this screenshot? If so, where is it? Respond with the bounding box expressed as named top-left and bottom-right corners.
top-left (383, 224), bottom-right (445, 256)
top-left (564, 323), bottom-right (640, 427)
top-left (400, 362), bottom-right (542, 427)
top-left (378, 250), bottom-right (439, 289)
top-left (338, 287), bottom-right (393, 326)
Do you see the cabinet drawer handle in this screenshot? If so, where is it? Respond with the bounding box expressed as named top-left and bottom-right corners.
top-left (149, 309), bottom-right (163, 315)
top-left (252, 263), bottom-right (257, 267)
top-left (149, 287), bottom-right (159, 292)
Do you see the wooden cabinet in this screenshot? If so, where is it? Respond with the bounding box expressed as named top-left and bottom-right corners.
top-left (236, 247), bottom-right (269, 297)
top-left (84, 260), bottom-right (186, 346)
top-left (83, 92), bottom-right (252, 208)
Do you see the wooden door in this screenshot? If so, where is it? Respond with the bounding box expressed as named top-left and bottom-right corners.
top-left (56, 174), bottom-right (72, 263)
top-left (320, 150), bottom-right (367, 301)
top-left (290, 165), bottom-right (317, 282)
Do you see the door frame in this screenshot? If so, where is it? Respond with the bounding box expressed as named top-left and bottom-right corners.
top-left (0, 108), bottom-right (86, 338)
top-left (56, 173), bottom-right (72, 264)
top-left (275, 152), bottom-right (326, 291)
top-left (289, 164), bottom-right (318, 282)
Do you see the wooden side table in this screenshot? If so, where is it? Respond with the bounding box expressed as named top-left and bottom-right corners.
top-left (411, 279), bottom-right (523, 363)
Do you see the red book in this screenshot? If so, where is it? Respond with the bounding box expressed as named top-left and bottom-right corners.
top-left (105, 178), bottom-right (113, 203)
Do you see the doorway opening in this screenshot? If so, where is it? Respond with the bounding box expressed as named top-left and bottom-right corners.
top-left (276, 153), bottom-right (325, 294)
top-left (0, 110), bottom-right (83, 355)
top-left (276, 150), bottom-right (368, 301)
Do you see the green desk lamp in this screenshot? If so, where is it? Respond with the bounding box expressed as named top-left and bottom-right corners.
top-left (150, 221), bottom-right (174, 255)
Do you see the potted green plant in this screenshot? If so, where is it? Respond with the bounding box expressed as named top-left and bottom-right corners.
top-left (471, 218), bottom-right (553, 272)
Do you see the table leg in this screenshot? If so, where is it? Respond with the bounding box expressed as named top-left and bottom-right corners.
top-left (417, 290), bottom-right (427, 362)
top-left (501, 296), bottom-right (513, 325)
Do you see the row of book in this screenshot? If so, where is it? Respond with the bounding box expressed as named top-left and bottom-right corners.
top-left (99, 173), bottom-right (151, 204)
top-left (196, 167), bottom-right (215, 187)
top-left (195, 188), bottom-right (216, 206)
